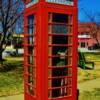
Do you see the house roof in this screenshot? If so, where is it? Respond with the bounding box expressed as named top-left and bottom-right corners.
top-left (78, 22), bottom-right (96, 34)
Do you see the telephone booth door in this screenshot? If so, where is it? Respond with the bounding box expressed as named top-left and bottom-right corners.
top-left (48, 13), bottom-right (75, 99)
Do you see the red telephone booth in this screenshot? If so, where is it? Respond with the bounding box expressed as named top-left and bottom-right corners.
top-left (24, 0), bottom-right (78, 100)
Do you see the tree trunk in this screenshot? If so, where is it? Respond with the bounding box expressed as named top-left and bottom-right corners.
top-left (98, 44), bottom-right (100, 53)
top-left (95, 38), bottom-right (100, 53)
top-left (16, 48), bottom-right (18, 55)
top-left (0, 52), bottom-right (3, 64)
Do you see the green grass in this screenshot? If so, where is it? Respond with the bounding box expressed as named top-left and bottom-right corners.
top-left (78, 52), bottom-right (100, 83)
top-left (79, 89), bottom-right (100, 100)
top-left (84, 52), bottom-right (100, 61)
top-left (0, 56), bottom-right (24, 97)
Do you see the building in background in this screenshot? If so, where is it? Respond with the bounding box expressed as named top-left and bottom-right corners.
top-left (78, 23), bottom-right (100, 50)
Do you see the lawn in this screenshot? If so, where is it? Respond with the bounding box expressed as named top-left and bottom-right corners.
top-left (0, 52), bottom-right (100, 97)
top-left (84, 52), bottom-right (100, 61)
top-left (78, 52), bottom-right (100, 100)
top-left (78, 52), bottom-right (100, 83)
top-left (0, 55), bottom-right (24, 97)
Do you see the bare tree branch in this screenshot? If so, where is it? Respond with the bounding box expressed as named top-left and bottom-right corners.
top-left (0, 0), bottom-right (23, 61)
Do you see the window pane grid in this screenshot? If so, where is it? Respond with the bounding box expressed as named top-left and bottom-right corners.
top-left (48, 44), bottom-right (72, 47)
top-left (25, 14), bottom-right (36, 96)
top-left (48, 66), bottom-right (72, 69)
top-left (48, 85), bottom-right (72, 90)
top-left (48, 76), bottom-right (72, 79)
top-left (48, 24), bottom-right (72, 34)
top-left (48, 34), bottom-right (72, 36)
top-left (48, 13), bottom-right (73, 98)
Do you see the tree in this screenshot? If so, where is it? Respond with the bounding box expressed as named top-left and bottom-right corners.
top-left (0, 0), bottom-right (23, 62)
top-left (81, 8), bottom-right (100, 51)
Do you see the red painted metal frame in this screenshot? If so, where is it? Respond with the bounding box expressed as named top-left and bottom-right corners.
top-left (24, 0), bottom-right (78, 100)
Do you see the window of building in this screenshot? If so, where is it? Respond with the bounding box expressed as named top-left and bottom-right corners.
top-left (81, 42), bottom-right (85, 48)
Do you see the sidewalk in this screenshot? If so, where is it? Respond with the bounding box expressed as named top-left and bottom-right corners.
top-left (0, 94), bottom-right (24, 100)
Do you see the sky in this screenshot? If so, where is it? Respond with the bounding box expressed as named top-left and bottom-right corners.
top-left (78, 0), bottom-right (100, 22)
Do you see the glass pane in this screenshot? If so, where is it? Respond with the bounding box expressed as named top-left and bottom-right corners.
top-left (52, 13), bottom-right (68, 23)
top-left (48, 58), bottom-right (51, 66)
top-left (52, 24), bottom-right (68, 34)
top-left (52, 36), bottom-right (68, 44)
top-left (28, 86), bottom-right (34, 95)
top-left (52, 88), bottom-right (61, 98)
top-left (52, 56), bottom-right (68, 66)
top-left (69, 25), bottom-right (72, 33)
top-left (48, 79), bottom-right (51, 88)
top-left (68, 37), bottom-right (72, 44)
top-left (28, 36), bottom-right (33, 44)
top-left (48, 25), bottom-right (51, 34)
top-left (48, 69), bottom-right (51, 77)
top-left (28, 75), bottom-right (33, 83)
top-left (28, 15), bottom-right (34, 25)
top-left (68, 47), bottom-right (72, 56)
top-left (68, 78), bottom-right (72, 86)
top-left (52, 68), bottom-right (68, 77)
top-left (68, 57), bottom-right (72, 65)
top-left (48, 47), bottom-right (52, 55)
top-left (48, 90), bottom-right (51, 98)
top-left (70, 15), bottom-right (73, 24)
top-left (68, 88), bottom-right (72, 96)
top-left (28, 66), bottom-right (33, 74)
top-left (28, 56), bottom-right (33, 64)
top-left (52, 46), bottom-right (68, 55)
top-left (68, 68), bottom-right (72, 76)
top-left (28, 26), bottom-right (33, 34)
top-left (28, 15), bottom-right (34, 35)
top-left (48, 13), bottom-right (51, 22)
top-left (28, 46), bottom-right (33, 55)
top-left (48, 36), bottom-right (52, 44)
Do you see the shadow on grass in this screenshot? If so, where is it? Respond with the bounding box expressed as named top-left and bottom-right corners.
top-left (0, 61), bottom-right (23, 72)
top-left (79, 88), bottom-right (100, 100)
top-left (78, 65), bottom-right (94, 70)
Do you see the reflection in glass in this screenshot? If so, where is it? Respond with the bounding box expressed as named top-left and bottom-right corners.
top-left (28, 86), bottom-right (34, 95)
top-left (28, 36), bottom-right (34, 44)
top-left (52, 24), bottom-right (68, 34)
top-left (28, 15), bottom-right (34, 35)
top-left (52, 56), bottom-right (68, 66)
top-left (28, 66), bottom-right (33, 74)
top-left (28, 75), bottom-right (33, 84)
top-left (52, 46), bottom-right (68, 55)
